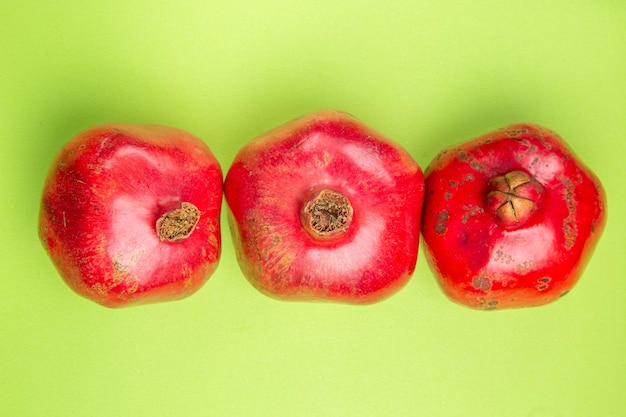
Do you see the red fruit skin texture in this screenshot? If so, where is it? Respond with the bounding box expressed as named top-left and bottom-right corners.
top-left (39, 124), bottom-right (223, 308)
top-left (224, 110), bottom-right (425, 304)
top-left (421, 123), bottom-right (606, 310)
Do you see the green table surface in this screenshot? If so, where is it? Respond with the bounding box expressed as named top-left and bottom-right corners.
top-left (2, 1), bottom-right (624, 416)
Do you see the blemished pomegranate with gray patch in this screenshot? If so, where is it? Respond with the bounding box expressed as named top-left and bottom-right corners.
top-left (420, 123), bottom-right (606, 310)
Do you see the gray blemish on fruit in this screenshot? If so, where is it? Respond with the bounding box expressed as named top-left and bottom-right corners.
top-left (434, 210), bottom-right (449, 235)
top-left (461, 204), bottom-right (484, 224)
top-left (472, 276), bottom-right (491, 291)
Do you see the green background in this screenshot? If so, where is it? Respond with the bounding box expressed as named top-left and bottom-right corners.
top-left (2, 1), bottom-right (624, 416)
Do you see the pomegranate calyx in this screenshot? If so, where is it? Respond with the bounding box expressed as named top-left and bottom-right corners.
top-left (486, 170), bottom-right (544, 229)
top-left (301, 189), bottom-right (353, 240)
top-left (156, 202), bottom-right (201, 242)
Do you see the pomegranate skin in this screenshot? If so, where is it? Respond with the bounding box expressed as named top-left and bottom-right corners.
top-left (224, 110), bottom-right (425, 304)
top-left (39, 124), bottom-right (223, 308)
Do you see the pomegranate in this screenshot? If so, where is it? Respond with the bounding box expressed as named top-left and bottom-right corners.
top-left (224, 110), bottom-right (424, 304)
top-left (421, 123), bottom-right (606, 310)
top-left (39, 124), bottom-right (222, 308)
